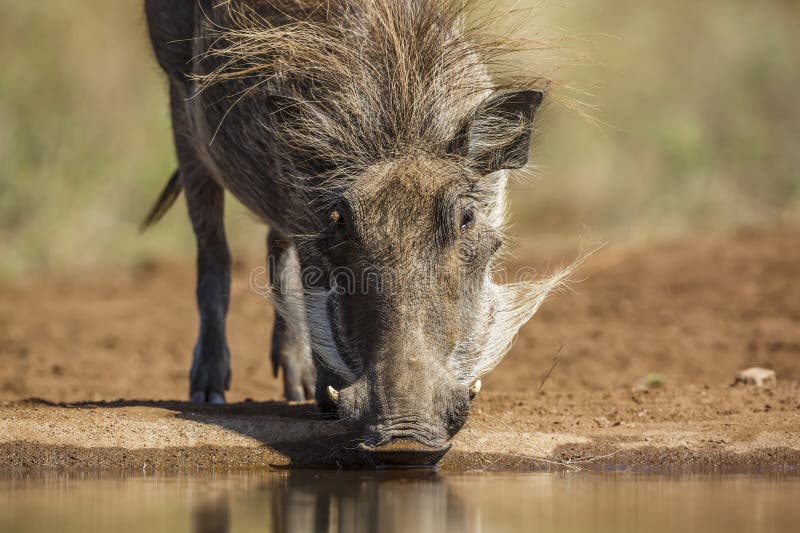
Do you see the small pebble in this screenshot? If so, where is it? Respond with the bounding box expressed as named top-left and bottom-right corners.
top-left (735, 367), bottom-right (776, 387)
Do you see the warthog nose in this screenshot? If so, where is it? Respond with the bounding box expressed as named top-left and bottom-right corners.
top-left (358, 440), bottom-right (452, 467)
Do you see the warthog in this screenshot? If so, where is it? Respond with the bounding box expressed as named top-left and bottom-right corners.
top-left (143, 0), bottom-right (575, 465)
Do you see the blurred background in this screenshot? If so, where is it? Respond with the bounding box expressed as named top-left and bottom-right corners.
top-left (1, 0), bottom-right (799, 278)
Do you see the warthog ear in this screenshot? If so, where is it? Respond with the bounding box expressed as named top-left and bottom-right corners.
top-left (450, 89), bottom-right (545, 174)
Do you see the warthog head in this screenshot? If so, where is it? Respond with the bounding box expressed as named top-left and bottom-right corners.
top-left (257, 87), bottom-right (580, 466)
top-left (193, 0), bottom-right (578, 465)
top-left (298, 91), bottom-right (564, 463)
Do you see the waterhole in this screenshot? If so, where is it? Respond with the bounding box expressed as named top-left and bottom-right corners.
top-left (2, 469), bottom-right (798, 532)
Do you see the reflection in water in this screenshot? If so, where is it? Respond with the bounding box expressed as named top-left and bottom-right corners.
top-left (191, 471), bottom-right (470, 533)
top-left (267, 471), bottom-right (467, 533)
top-left (3, 469), bottom-right (800, 533)
top-left (193, 497), bottom-right (231, 533)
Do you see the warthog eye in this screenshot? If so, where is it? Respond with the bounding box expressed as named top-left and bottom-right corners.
top-left (330, 209), bottom-right (348, 240)
top-left (460, 208), bottom-right (475, 231)
top-left (318, 206), bottom-right (354, 263)
top-left (456, 206), bottom-right (502, 266)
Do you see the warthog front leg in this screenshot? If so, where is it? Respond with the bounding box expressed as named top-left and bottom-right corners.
top-left (267, 229), bottom-right (315, 401)
top-left (185, 173), bottom-right (231, 404)
top-left (170, 86), bottom-right (232, 404)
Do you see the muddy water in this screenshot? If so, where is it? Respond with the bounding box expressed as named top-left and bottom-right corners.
top-left (1, 470), bottom-right (799, 533)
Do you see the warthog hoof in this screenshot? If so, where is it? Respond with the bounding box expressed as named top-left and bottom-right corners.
top-left (189, 343), bottom-right (231, 404)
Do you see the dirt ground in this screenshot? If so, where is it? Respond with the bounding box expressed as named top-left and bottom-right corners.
top-left (1, 227), bottom-right (799, 470)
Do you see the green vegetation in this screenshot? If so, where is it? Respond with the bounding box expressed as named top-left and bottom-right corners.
top-left (641, 373), bottom-right (666, 390)
top-left (1, 0), bottom-right (798, 277)
top-left (519, 0), bottom-right (800, 243)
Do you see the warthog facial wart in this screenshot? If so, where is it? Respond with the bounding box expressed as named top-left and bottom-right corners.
top-left (142, 0), bottom-right (584, 466)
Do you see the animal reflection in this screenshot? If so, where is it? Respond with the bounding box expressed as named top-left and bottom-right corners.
top-left (191, 471), bottom-right (472, 533)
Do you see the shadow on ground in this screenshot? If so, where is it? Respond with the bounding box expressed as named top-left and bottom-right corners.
top-left (20, 398), bottom-right (373, 468)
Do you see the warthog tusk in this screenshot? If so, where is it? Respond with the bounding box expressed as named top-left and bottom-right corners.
top-left (469, 380), bottom-right (482, 399)
top-left (327, 385), bottom-right (340, 404)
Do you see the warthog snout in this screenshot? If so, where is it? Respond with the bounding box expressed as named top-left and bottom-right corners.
top-left (357, 441), bottom-right (452, 467)
top-left (326, 364), bottom-right (473, 466)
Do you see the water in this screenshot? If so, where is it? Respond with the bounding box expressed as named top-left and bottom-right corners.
top-left (2, 470), bottom-right (799, 533)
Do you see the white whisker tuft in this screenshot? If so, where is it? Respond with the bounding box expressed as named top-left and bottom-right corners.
top-left (450, 246), bottom-right (598, 383)
top-left (269, 286), bottom-right (357, 383)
